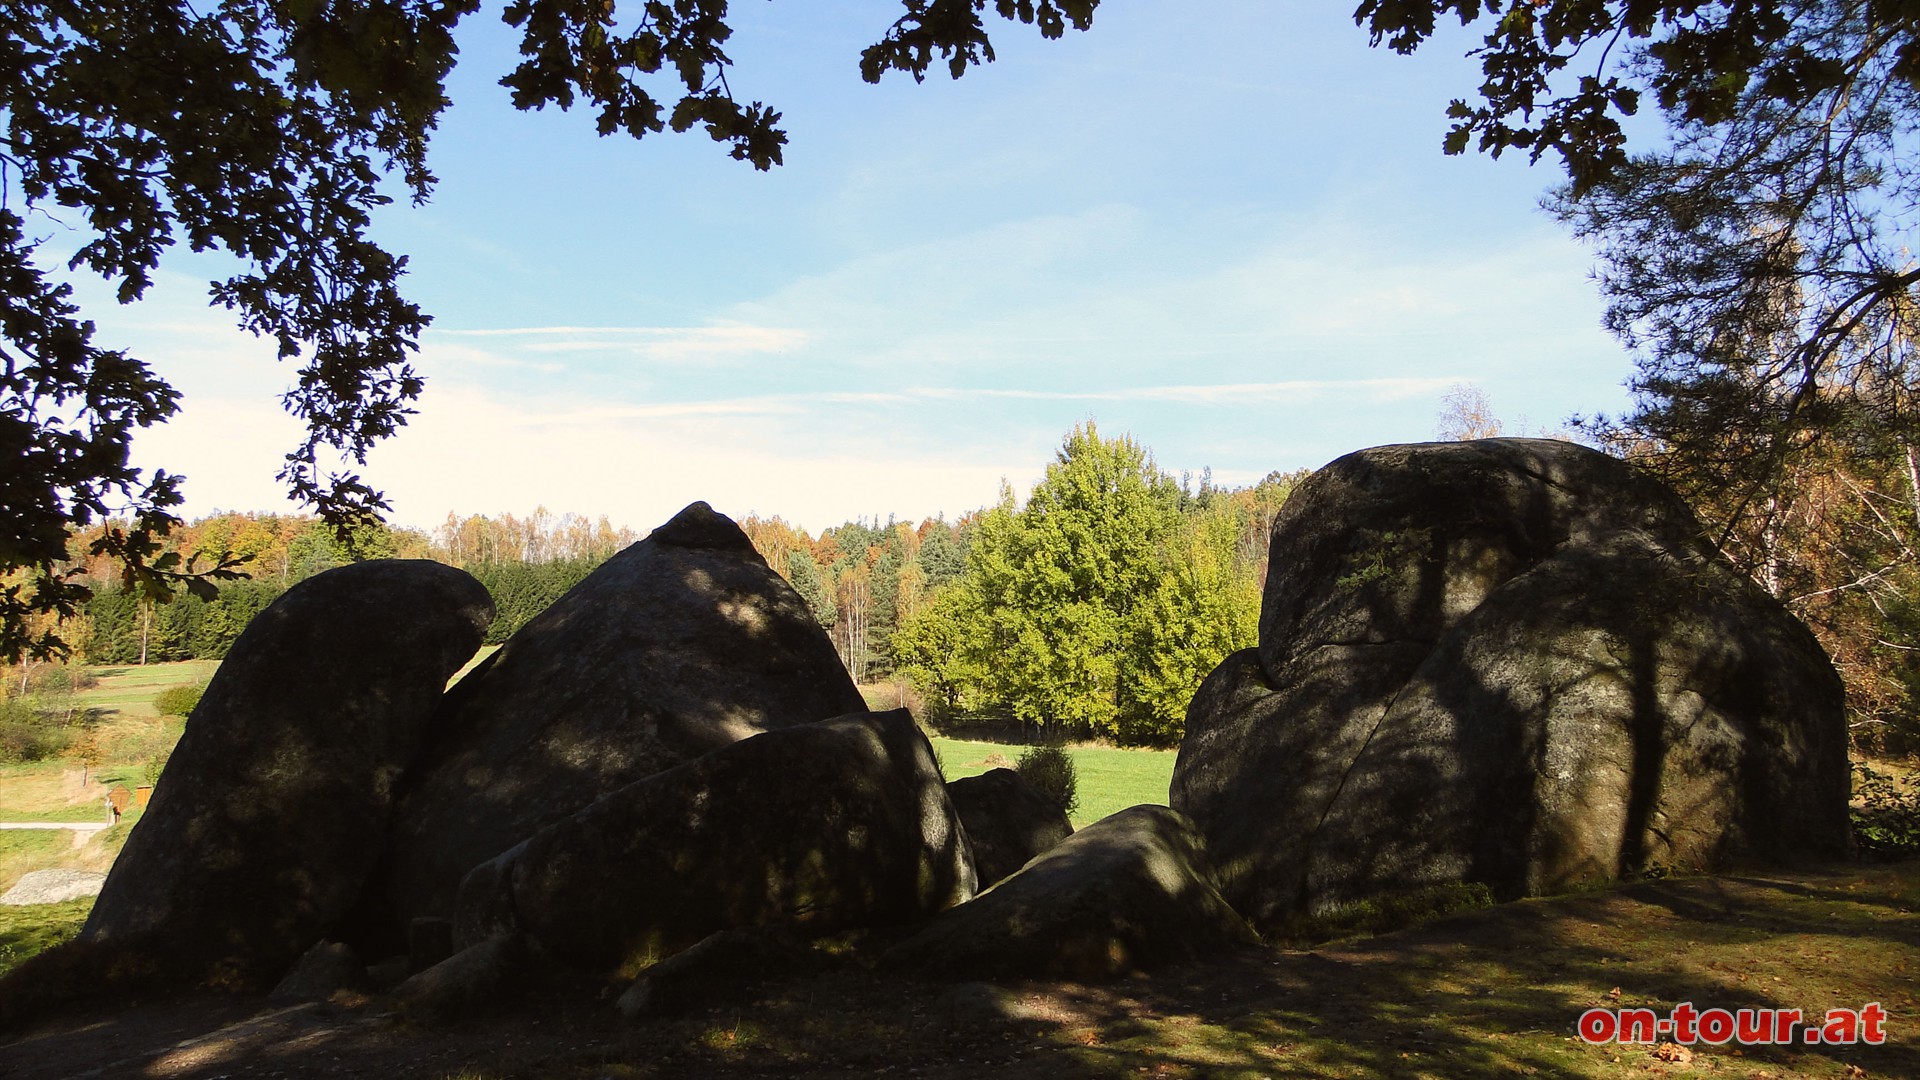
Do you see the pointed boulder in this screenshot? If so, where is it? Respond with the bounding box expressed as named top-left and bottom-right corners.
top-left (386, 501), bottom-right (865, 925)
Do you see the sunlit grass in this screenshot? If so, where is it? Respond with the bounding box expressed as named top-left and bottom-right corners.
top-left (930, 737), bottom-right (1175, 828)
top-left (75, 660), bottom-right (219, 721)
top-left (0, 662), bottom-right (180, 901)
top-left (0, 897), bottom-right (88, 976)
top-left (447, 644), bottom-right (500, 689)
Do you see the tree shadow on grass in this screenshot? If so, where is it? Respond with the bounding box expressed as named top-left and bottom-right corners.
top-left (4, 863), bottom-right (1917, 1078)
top-left (963, 860), bottom-right (1920, 1079)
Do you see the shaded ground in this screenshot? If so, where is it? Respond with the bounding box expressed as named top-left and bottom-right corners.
top-left (4, 861), bottom-right (1916, 1079)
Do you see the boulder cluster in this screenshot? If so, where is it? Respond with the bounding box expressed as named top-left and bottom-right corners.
top-left (27, 440), bottom-right (1854, 1022)
top-left (62, 501), bottom-right (1220, 1017)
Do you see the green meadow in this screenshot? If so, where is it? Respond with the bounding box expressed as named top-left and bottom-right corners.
top-left (930, 736), bottom-right (1176, 829)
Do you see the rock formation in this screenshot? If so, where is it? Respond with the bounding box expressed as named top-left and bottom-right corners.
top-left (945, 768), bottom-right (1073, 887)
top-left (385, 501), bottom-right (867, 926)
top-left (883, 804), bottom-right (1256, 981)
top-left (1172, 439), bottom-right (1852, 930)
top-left (453, 709), bottom-right (975, 973)
top-left (81, 560), bottom-right (492, 983)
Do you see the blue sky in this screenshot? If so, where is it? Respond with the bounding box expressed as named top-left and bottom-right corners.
top-left (89, 1), bottom-right (1639, 535)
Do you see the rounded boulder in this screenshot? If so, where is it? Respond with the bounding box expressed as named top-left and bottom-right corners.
top-left (1172, 439), bottom-right (1851, 929)
top-left (81, 560), bottom-right (492, 984)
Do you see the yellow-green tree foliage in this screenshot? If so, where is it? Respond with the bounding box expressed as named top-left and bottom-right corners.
top-left (896, 425), bottom-right (1289, 746)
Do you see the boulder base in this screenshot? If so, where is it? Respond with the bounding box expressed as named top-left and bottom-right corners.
top-left (269, 941), bottom-right (367, 1005)
top-left (388, 935), bottom-right (528, 1025)
top-left (615, 926), bottom-right (822, 1019)
top-left (455, 709), bottom-right (974, 973)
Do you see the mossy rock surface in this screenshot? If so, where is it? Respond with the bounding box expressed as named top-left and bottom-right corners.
top-left (1174, 439), bottom-right (1851, 929)
top-left (945, 767), bottom-right (1071, 888)
top-left (386, 501), bottom-right (866, 928)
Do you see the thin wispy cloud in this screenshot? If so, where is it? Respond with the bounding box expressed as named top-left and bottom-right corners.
top-left (422, 340), bottom-right (567, 374)
top-left (430, 325), bottom-right (809, 362)
top-left (921, 378), bottom-right (1461, 405)
top-left (503, 390), bottom-right (905, 424)
top-left (507, 378), bottom-right (1464, 425)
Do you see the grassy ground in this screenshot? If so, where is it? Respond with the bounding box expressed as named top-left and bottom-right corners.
top-left (449, 644), bottom-right (501, 687)
top-left (0, 764), bottom-right (120, 821)
top-left (0, 662), bottom-right (187, 892)
top-left (0, 832), bottom-right (76, 900)
top-left (60, 659), bottom-right (202, 791)
top-left (0, 899), bottom-right (87, 978)
top-left (4, 861), bottom-right (1915, 1078)
top-left (76, 660), bottom-right (217, 722)
top-left (932, 737), bottom-right (1176, 829)
top-left (0, 815), bottom-right (139, 895)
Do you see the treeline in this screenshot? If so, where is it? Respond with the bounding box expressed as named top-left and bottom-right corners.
top-left (46, 396), bottom-right (1920, 756)
top-left (68, 510), bottom-right (641, 663)
top-left (436, 510), bottom-right (641, 644)
top-left (58, 426), bottom-right (1291, 747)
top-left (740, 424), bottom-right (1301, 746)
top-left (736, 514), bottom-right (973, 688)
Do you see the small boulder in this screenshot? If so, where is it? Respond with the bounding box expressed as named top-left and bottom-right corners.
top-left (1173, 439), bottom-right (1852, 929)
top-left (387, 934), bottom-right (528, 1025)
top-left (386, 501), bottom-right (865, 926)
top-left (946, 768), bottom-right (1073, 887)
top-left (268, 941), bottom-right (366, 1005)
top-left (0, 869), bottom-right (105, 906)
top-left (615, 926), bottom-right (820, 1019)
top-left (454, 709), bottom-right (975, 973)
top-left (80, 560), bottom-right (492, 985)
top-left (882, 805), bottom-right (1257, 982)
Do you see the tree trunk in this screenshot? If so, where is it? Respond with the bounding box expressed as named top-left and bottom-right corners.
top-left (1904, 442), bottom-right (1920, 536)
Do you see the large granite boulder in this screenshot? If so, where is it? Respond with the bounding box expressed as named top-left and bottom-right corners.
top-left (946, 768), bottom-right (1073, 887)
top-left (453, 709), bottom-right (974, 973)
top-left (81, 560), bottom-right (492, 984)
top-left (385, 501), bottom-right (866, 926)
top-left (882, 804), bottom-right (1257, 981)
top-left (1172, 439), bottom-right (1851, 930)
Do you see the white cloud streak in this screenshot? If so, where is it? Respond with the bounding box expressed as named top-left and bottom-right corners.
top-left (490, 377), bottom-right (1463, 426)
top-left (429, 324), bottom-right (810, 362)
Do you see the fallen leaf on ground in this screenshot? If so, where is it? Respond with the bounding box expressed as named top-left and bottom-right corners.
top-left (1652, 1043), bottom-right (1694, 1064)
